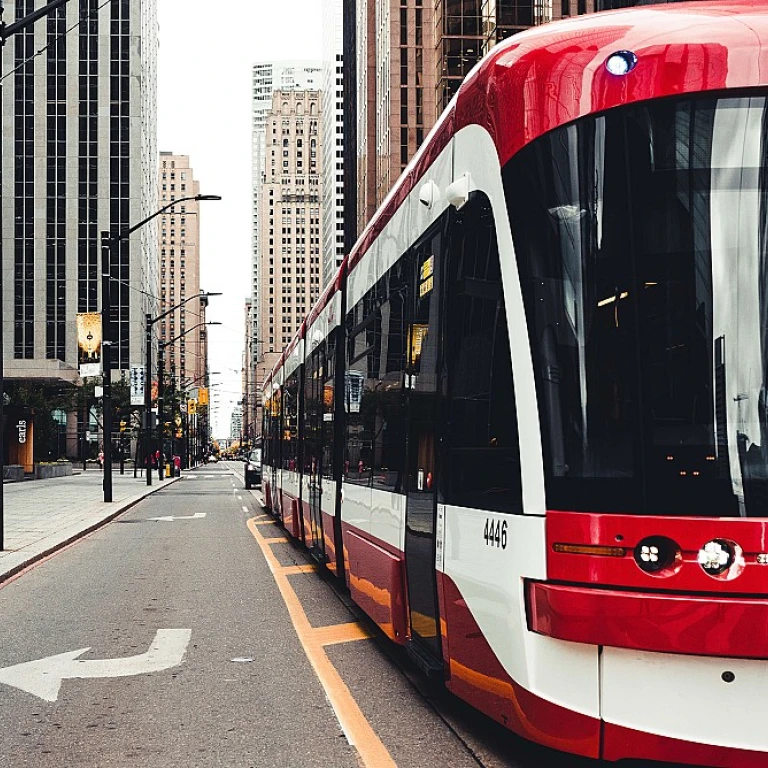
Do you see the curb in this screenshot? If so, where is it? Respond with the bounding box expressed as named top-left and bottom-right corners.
top-left (0, 475), bottom-right (182, 586)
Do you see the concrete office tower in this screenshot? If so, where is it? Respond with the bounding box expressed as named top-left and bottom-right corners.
top-left (256, 89), bottom-right (324, 415)
top-left (0, 0), bottom-right (158, 458)
top-left (157, 153), bottom-right (208, 389)
top-left (250, 62), bottom-right (321, 397)
top-left (322, 0), bottom-right (346, 285)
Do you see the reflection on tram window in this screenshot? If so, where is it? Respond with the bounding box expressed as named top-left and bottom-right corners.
top-left (282, 371), bottom-right (300, 472)
top-left (443, 193), bottom-right (523, 513)
top-left (504, 94), bottom-right (768, 517)
top-left (322, 334), bottom-right (336, 481)
top-left (344, 260), bottom-right (408, 492)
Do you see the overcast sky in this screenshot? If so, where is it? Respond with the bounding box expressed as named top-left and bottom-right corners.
top-left (156, 1), bottom-right (323, 439)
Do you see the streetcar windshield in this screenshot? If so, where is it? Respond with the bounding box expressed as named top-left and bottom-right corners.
top-left (504, 93), bottom-right (768, 517)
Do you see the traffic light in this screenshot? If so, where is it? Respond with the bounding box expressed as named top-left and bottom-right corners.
top-left (119, 419), bottom-right (127, 433)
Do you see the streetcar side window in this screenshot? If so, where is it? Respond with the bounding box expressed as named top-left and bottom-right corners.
top-left (322, 333), bottom-right (336, 481)
top-left (283, 371), bottom-right (300, 472)
top-left (303, 344), bottom-right (323, 479)
top-left (344, 260), bottom-right (409, 492)
top-left (441, 193), bottom-right (523, 513)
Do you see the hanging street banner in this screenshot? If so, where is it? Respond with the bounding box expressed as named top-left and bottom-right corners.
top-left (76, 313), bottom-right (102, 378)
top-left (130, 365), bottom-right (146, 406)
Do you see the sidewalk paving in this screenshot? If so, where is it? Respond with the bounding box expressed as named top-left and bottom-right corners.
top-left (0, 469), bottom-right (180, 583)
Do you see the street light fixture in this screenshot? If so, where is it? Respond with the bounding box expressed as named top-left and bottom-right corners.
top-left (156, 321), bottom-right (221, 480)
top-left (101, 193), bottom-right (221, 501)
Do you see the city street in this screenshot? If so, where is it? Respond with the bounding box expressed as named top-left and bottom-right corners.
top-left (0, 463), bottom-right (607, 768)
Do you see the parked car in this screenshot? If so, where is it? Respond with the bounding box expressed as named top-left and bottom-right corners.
top-left (244, 448), bottom-right (262, 489)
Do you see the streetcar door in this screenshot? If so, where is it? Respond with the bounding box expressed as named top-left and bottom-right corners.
top-left (404, 225), bottom-right (445, 670)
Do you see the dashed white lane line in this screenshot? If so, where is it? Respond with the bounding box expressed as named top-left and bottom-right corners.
top-left (242, 506), bottom-right (249, 513)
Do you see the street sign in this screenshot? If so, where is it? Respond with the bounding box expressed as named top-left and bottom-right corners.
top-left (130, 365), bottom-right (146, 406)
top-left (0, 629), bottom-right (192, 702)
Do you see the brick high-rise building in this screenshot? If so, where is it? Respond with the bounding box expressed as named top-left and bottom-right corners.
top-left (255, 89), bottom-right (324, 428)
top-left (346, 1), bottom-right (607, 244)
top-left (355, 0), bottom-right (436, 236)
top-left (250, 62), bottom-right (322, 436)
top-left (157, 154), bottom-right (207, 389)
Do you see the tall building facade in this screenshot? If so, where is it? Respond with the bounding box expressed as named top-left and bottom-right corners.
top-left (347, 1), bottom-right (610, 243)
top-left (322, 0), bottom-right (346, 284)
top-left (157, 153), bottom-right (208, 389)
top-left (1, 0), bottom-right (158, 379)
top-left (0, 0), bottom-right (158, 457)
top-left (355, 0), bottom-right (436, 236)
top-left (242, 299), bottom-right (256, 446)
top-left (250, 62), bottom-right (321, 393)
top-left (230, 404), bottom-right (243, 442)
top-left (255, 89), bottom-right (324, 423)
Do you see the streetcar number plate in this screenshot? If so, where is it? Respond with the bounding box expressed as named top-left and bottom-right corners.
top-left (483, 518), bottom-right (507, 549)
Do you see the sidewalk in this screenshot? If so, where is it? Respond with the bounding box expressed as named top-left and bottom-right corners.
top-left (0, 469), bottom-right (180, 583)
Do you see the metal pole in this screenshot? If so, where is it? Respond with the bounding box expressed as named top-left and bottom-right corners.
top-left (157, 344), bottom-right (164, 480)
top-left (145, 313), bottom-right (152, 486)
top-left (100, 232), bottom-right (113, 502)
top-left (82, 401), bottom-right (87, 470)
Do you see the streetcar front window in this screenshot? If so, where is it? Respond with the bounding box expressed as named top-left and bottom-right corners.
top-left (504, 93), bottom-right (768, 516)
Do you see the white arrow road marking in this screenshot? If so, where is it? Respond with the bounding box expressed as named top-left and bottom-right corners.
top-left (0, 628), bottom-right (192, 702)
top-left (149, 513), bottom-right (207, 522)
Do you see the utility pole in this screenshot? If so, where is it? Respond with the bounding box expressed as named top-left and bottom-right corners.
top-left (101, 232), bottom-right (113, 502)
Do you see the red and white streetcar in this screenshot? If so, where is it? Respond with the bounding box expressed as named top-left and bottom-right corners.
top-left (262, 3), bottom-right (768, 764)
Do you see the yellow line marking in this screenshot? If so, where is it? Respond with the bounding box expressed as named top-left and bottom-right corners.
top-left (313, 622), bottom-right (372, 647)
top-left (263, 537), bottom-right (285, 544)
top-left (281, 564), bottom-right (317, 575)
top-left (253, 519), bottom-right (276, 526)
top-left (247, 517), bottom-right (396, 768)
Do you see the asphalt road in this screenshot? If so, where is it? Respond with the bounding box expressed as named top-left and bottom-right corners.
top-left (0, 462), bottom-right (618, 768)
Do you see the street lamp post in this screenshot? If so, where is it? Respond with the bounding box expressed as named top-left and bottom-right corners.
top-left (156, 321), bottom-right (221, 480)
top-left (179, 371), bottom-right (219, 471)
top-left (100, 193), bottom-right (221, 501)
top-left (143, 298), bottom-right (221, 486)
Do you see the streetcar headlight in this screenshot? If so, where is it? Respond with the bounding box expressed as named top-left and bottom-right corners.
top-left (633, 536), bottom-right (680, 575)
top-left (605, 50), bottom-right (638, 76)
top-left (697, 539), bottom-right (734, 576)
